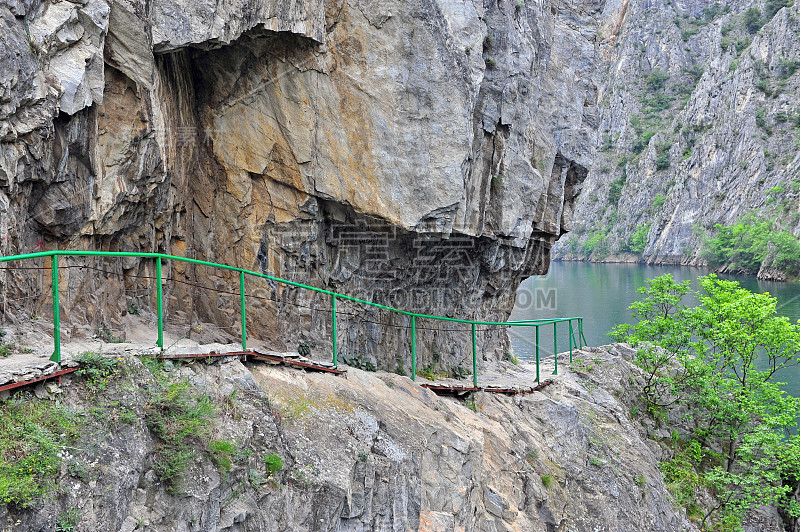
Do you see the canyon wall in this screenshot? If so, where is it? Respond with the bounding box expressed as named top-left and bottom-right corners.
top-left (553, 0), bottom-right (800, 279)
top-left (0, 0), bottom-right (605, 369)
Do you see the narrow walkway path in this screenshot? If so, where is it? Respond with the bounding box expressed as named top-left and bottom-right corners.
top-left (1, 335), bottom-right (573, 398)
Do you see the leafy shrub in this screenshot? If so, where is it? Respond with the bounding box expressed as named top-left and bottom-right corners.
top-left (655, 147), bottom-right (670, 171)
top-left (660, 440), bottom-right (702, 506)
top-left (646, 68), bottom-right (670, 91)
top-left (682, 65), bottom-right (704, 86)
top-left (525, 448), bottom-right (538, 466)
top-left (757, 78), bottom-right (776, 97)
top-left (779, 57), bottom-right (800, 79)
top-left (417, 364), bottom-right (439, 381)
top-left (504, 350), bottom-right (519, 365)
top-left (393, 359), bottom-right (407, 376)
top-left (56, 509), bottom-right (81, 532)
top-left (263, 453), bottom-right (283, 474)
top-left (464, 394), bottom-right (480, 413)
top-left (756, 107), bottom-right (772, 133)
top-left (297, 341), bottom-right (311, 357)
top-left (209, 440), bottom-right (238, 473)
top-left (582, 233), bottom-right (606, 255)
top-left (75, 352), bottom-right (120, 391)
top-left (449, 363), bottom-right (471, 379)
top-left (765, 0), bottom-right (793, 19)
top-left (343, 353), bottom-right (377, 372)
top-left (632, 131), bottom-right (656, 154)
top-left (641, 92), bottom-right (674, 113)
top-left (67, 461), bottom-right (91, 483)
top-left (721, 22), bottom-right (734, 37)
top-left (735, 37), bottom-right (752, 54)
top-left (540, 475), bottom-right (552, 488)
top-left (94, 327), bottom-right (123, 343)
top-left (0, 329), bottom-right (7, 357)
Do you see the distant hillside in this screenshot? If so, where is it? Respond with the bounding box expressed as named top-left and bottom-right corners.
top-left (553, 0), bottom-right (800, 280)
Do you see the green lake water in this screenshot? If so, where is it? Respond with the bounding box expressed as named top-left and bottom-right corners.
top-left (509, 261), bottom-right (800, 397)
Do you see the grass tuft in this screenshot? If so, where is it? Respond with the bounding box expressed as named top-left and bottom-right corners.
top-left (145, 381), bottom-right (215, 494)
top-left (0, 399), bottom-right (82, 507)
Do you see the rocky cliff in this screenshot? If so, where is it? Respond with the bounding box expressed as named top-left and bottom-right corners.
top-left (5, 345), bottom-right (768, 532)
top-left (552, 0), bottom-right (800, 278)
top-left (0, 0), bottom-right (605, 370)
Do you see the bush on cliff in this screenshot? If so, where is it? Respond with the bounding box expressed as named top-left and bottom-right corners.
top-left (611, 274), bottom-right (800, 531)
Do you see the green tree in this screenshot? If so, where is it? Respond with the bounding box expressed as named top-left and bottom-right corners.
top-left (627, 223), bottom-right (651, 254)
top-left (700, 215), bottom-right (800, 276)
top-left (765, 0), bottom-right (793, 19)
top-left (607, 174), bottom-right (627, 206)
top-left (743, 7), bottom-right (763, 33)
top-left (611, 274), bottom-right (800, 530)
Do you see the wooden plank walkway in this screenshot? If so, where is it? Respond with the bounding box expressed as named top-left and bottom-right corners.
top-left (0, 367), bottom-right (79, 393)
top-left (420, 379), bottom-right (554, 396)
top-left (156, 349), bottom-right (346, 376)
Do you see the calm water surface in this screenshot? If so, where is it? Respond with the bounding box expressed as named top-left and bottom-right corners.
top-left (509, 261), bottom-right (800, 397)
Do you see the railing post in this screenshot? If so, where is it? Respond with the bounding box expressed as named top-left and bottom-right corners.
top-left (581, 319), bottom-right (588, 347)
top-left (50, 254), bottom-right (60, 364)
top-left (411, 315), bottom-right (417, 381)
top-left (331, 295), bottom-right (338, 367)
top-left (471, 323), bottom-right (477, 388)
top-left (569, 320), bottom-right (574, 364)
top-left (579, 318), bottom-right (584, 349)
top-left (552, 321), bottom-right (558, 375)
top-left (156, 256), bottom-right (163, 351)
top-left (240, 271), bottom-right (247, 350)
top-left (535, 325), bottom-right (540, 383)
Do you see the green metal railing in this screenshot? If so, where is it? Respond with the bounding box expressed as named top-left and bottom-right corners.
top-left (0, 251), bottom-right (588, 385)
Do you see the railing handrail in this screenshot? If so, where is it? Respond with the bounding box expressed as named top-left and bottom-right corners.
top-left (0, 250), bottom-right (587, 385)
top-left (0, 250), bottom-right (582, 327)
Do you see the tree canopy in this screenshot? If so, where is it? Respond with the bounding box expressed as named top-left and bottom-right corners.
top-left (611, 274), bottom-right (800, 531)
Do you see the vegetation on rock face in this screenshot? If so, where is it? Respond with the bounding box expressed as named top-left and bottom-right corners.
top-left (611, 274), bottom-right (800, 530)
top-left (607, 174), bottom-right (627, 206)
top-left (75, 351), bottom-right (122, 392)
top-left (145, 380), bottom-right (215, 494)
top-left (698, 215), bottom-right (800, 276)
top-left (582, 230), bottom-right (610, 258)
top-left (263, 453), bottom-right (283, 474)
top-left (0, 399), bottom-right (82, 507)
top-left (626, 223), bottom-right (651, 254)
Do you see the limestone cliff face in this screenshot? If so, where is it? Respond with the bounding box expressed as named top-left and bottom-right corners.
top-left (552, 0), bottom-right (800, 278)
top-left (0, 0), bottom-right (604, 369)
